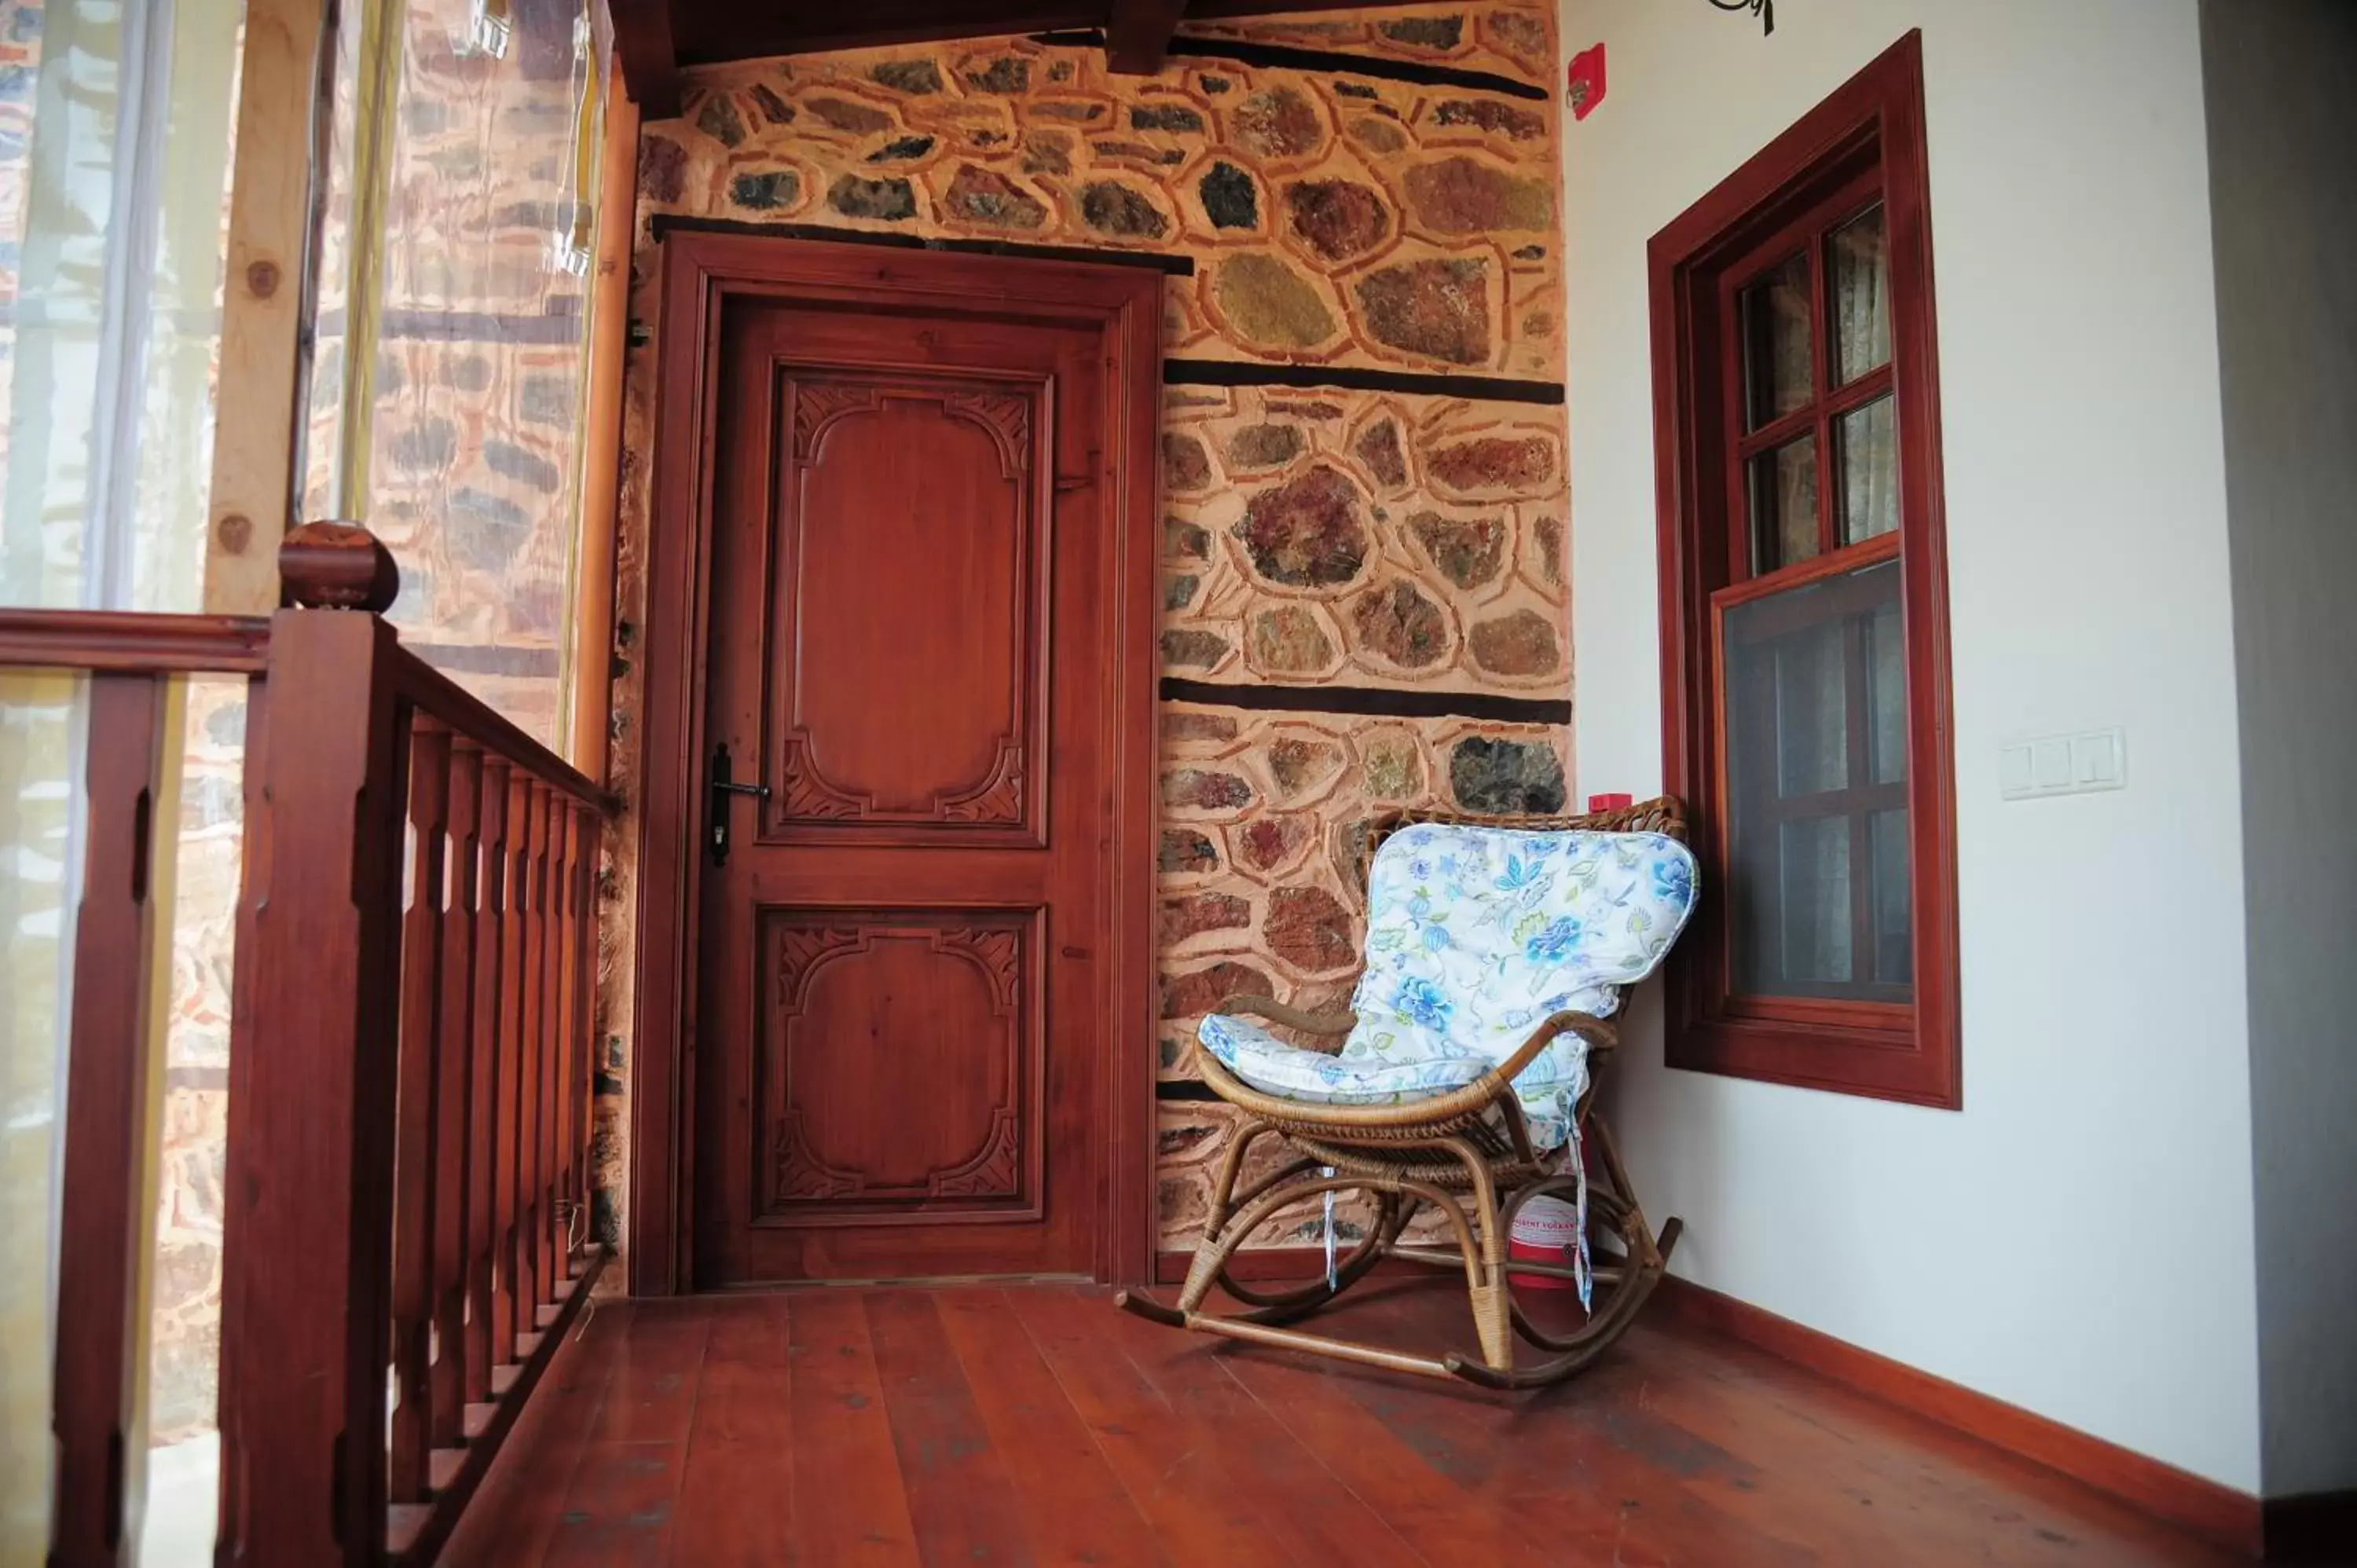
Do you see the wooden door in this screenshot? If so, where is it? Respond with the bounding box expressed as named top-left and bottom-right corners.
top-left (691, 279), bottom-right (1124, 1285)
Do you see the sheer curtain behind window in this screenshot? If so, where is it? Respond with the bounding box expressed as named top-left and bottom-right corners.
top-left (0, 0), bottom-right (244, 1558)
top-left (333, 0), bottom-right (614, 751)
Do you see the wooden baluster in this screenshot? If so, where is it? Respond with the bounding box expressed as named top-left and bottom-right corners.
top-left (541, 799), bottom-right (569, 1291)
top-left (208, 673), bottom-right (266, 1559)
top-left (430, 744), bottom-right (482, 1458)
top-left (493, 769), bottom-right (530, 1371)
top-left (571, 804), bottom-right (599, 1258)
top-left (537, 791), bottom-right (569, 1303)
top-left (218, 595), bottom-right (407, 1566)
top-left (468, 760), bottom-right (511, 1397)
top-left (513, 783), bottom-right (545, 1343)
top-left (546, 803), bottom-right (572, 1273)
top-left (49, 673), bottom-right (170, 1568)
top-left (389, 727), bottom-right (450, 1504)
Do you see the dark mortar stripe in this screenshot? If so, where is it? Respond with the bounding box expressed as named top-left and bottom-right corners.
top-left (1170, 35), bottom-right (1552, 100)
top-left (310, 306), bottom-right (585, 344)
top-left (1030, 27), bottom-right (1551, 101)
top-left (384, 308), bottom-right (585, 343)
top-left (406, 641), bottom-right (565, 679)
top-left (1161, 676), bottom-right (1570, 726)
top-left (1164, 357), bottom-right (1563, 405)
top-left (648, 214), bottom-right (1197, 274)
top-left (1157, 1081), bottom-right (1223, 1101)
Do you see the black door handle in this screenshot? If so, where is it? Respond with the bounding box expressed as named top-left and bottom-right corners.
top-left (708, 742), bottom-right (768, 865)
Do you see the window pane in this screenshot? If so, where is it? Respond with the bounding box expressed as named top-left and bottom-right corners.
top-left (1838, 394), bottom-right (1898, 544)
top-left (1774, 614), bottom-right (1847, 796)
top-left (1866, 594), bottom-right (1907, 785)
top-left (1724, 559), bottom-right (1909, 1001)
top-left (1740, 251), bottom-right (1813, 429)
top-left (1748, 434), bottom-right (1820, 573)
top-left (1870, 808), bottom-right (1913, 984)
top-left (1832, 203), bottom-right (1890, 382)
top-left (1776, 815), bottom-right (1851, 984)
top-left (319, 0), bottom-right (614, 749)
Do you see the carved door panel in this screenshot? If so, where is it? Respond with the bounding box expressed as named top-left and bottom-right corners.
top-left (695, 295), bottom-right (1109, 1284)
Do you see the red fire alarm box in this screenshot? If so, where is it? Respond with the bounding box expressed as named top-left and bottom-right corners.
top-left (1567, 43), bottom-right (1607, 121)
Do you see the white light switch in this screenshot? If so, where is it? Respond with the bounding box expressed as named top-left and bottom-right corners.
top-left (1999, 745), bottom-right (2033, 797)
top-left (2075, 729), bottom-right (2123, 786)
top-left (2002, 727), bottom-right (2127, 800)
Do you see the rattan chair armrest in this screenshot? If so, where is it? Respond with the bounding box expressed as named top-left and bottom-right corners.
top-left (1217, 994), bottom-right (1358, 1037)
top-left (1479, 1010), bottom-right (1620, 1092)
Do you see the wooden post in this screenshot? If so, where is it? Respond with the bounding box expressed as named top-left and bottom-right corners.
top-left (214, 530), bottom-right (408, 1564)
top-left (49, 675), bottom-right (171, 1568)
top-left (567, 77), bottom-right (640, 782)
top-left (203, 0), bottom-right (334, 614)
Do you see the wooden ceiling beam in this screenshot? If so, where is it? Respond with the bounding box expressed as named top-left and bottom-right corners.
top-left (662, 0), bottom-right (1478, 73)
top-left (613, 0), bottom-right (680, 119)
top-left (669, 5), bottom-right (1096, 68)
top-left (1183, 0), bottom-right (1436, 13)
top-left (1106, 0), bottom-right (1189, 75)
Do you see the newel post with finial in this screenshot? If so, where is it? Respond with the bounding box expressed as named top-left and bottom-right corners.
top-left (218, 515), bottom-right (413, 1561)
top-left (278, 519), bottom-right (401, 612)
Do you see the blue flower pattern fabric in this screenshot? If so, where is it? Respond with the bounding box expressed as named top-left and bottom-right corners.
top-left (1197, 824), bottom-right (1700, 1152)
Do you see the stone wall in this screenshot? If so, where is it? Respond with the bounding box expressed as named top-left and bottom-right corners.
top-left (603, 2), bottom-right (1567, 1262)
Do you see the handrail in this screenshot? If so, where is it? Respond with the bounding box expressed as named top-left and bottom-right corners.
top-left (396, 649), bottom-right (618, 815)
top-left (9, 522), bottom-right (610, 1567)
top-left (0, 608), bottom-right (272, 672)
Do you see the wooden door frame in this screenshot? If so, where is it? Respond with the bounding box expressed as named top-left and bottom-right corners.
top-left (626, 229), bottom-right (1164, 1296)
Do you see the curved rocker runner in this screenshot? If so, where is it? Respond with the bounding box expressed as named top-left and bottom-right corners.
top-left (1117, 797), bottom-right (1699, 1389)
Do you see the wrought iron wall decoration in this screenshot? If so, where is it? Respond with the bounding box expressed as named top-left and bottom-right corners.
top-left (1710, 0), bottom-right (1776, 35)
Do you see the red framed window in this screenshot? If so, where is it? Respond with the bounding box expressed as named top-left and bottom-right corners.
top-left (1648, 31), bottom-right (1960, 1107)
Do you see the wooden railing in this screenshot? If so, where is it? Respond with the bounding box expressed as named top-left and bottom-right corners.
top-left (3, 522), bottom-right (615, 1566)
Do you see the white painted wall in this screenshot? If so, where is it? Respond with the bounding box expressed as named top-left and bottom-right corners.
top-left (2201, 0), bottom-right (2357, 1501)
top-left (1556, 0), bottom-right (2263, 1489)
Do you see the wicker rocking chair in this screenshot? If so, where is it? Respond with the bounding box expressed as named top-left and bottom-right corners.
top-left (1117, 797), bottom-right (1699, 1389)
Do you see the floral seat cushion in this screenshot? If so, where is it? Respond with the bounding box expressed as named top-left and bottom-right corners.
top-left (1197, 822), bottom-right (1699, 1151)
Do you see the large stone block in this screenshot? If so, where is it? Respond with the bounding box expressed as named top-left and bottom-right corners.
top-left (1233, 464), bottom-right (1369, 587)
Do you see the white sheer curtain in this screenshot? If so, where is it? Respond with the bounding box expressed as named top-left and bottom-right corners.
top-left (0, 1), bottom-right (242, 1556)
top-left (336, 0), bottom-right (614, 749)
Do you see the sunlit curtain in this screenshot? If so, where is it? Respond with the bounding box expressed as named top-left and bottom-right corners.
top-left (0, 1), bottom-right (244, 1559)
top-left (324, 0), bottom-right (615, 750)
top-left (0, 0), bottom-right (241, 612)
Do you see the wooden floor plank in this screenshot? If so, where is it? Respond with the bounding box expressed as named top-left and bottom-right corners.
top-left (1099, 1291), bottom-right (1433, 1568)
top-left (1197, 1305), bottom-right (1567, 1568)
top-left (442, 1281), bottom-right (2243, 1568)
top-left (786, 1288), bottom-right (922, 1566)
top-left (931, 1291), bottom-right (1171, 1568)
top-left (541, 1440), bottom-right (685, 1568)
top-left (864, 1291), bottom-right (1043, 1567)
top-left (589, 1298), bottom-right (711, 1445)
top-left (437, 1298), bottom-right (633, 1568)
top-left (1321, 1281), bottom-right (1813, 1568)
top-left (669, 1295), bottom-right (795, 1568)
top-left (1004, 1287), bottom-right (1299, 1568)
top-left (1606, 1320), bottom-right (2241, 1568)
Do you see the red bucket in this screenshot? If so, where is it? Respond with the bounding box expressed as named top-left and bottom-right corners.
top-left (1507, 1194), bottom-right (1582, 1292)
